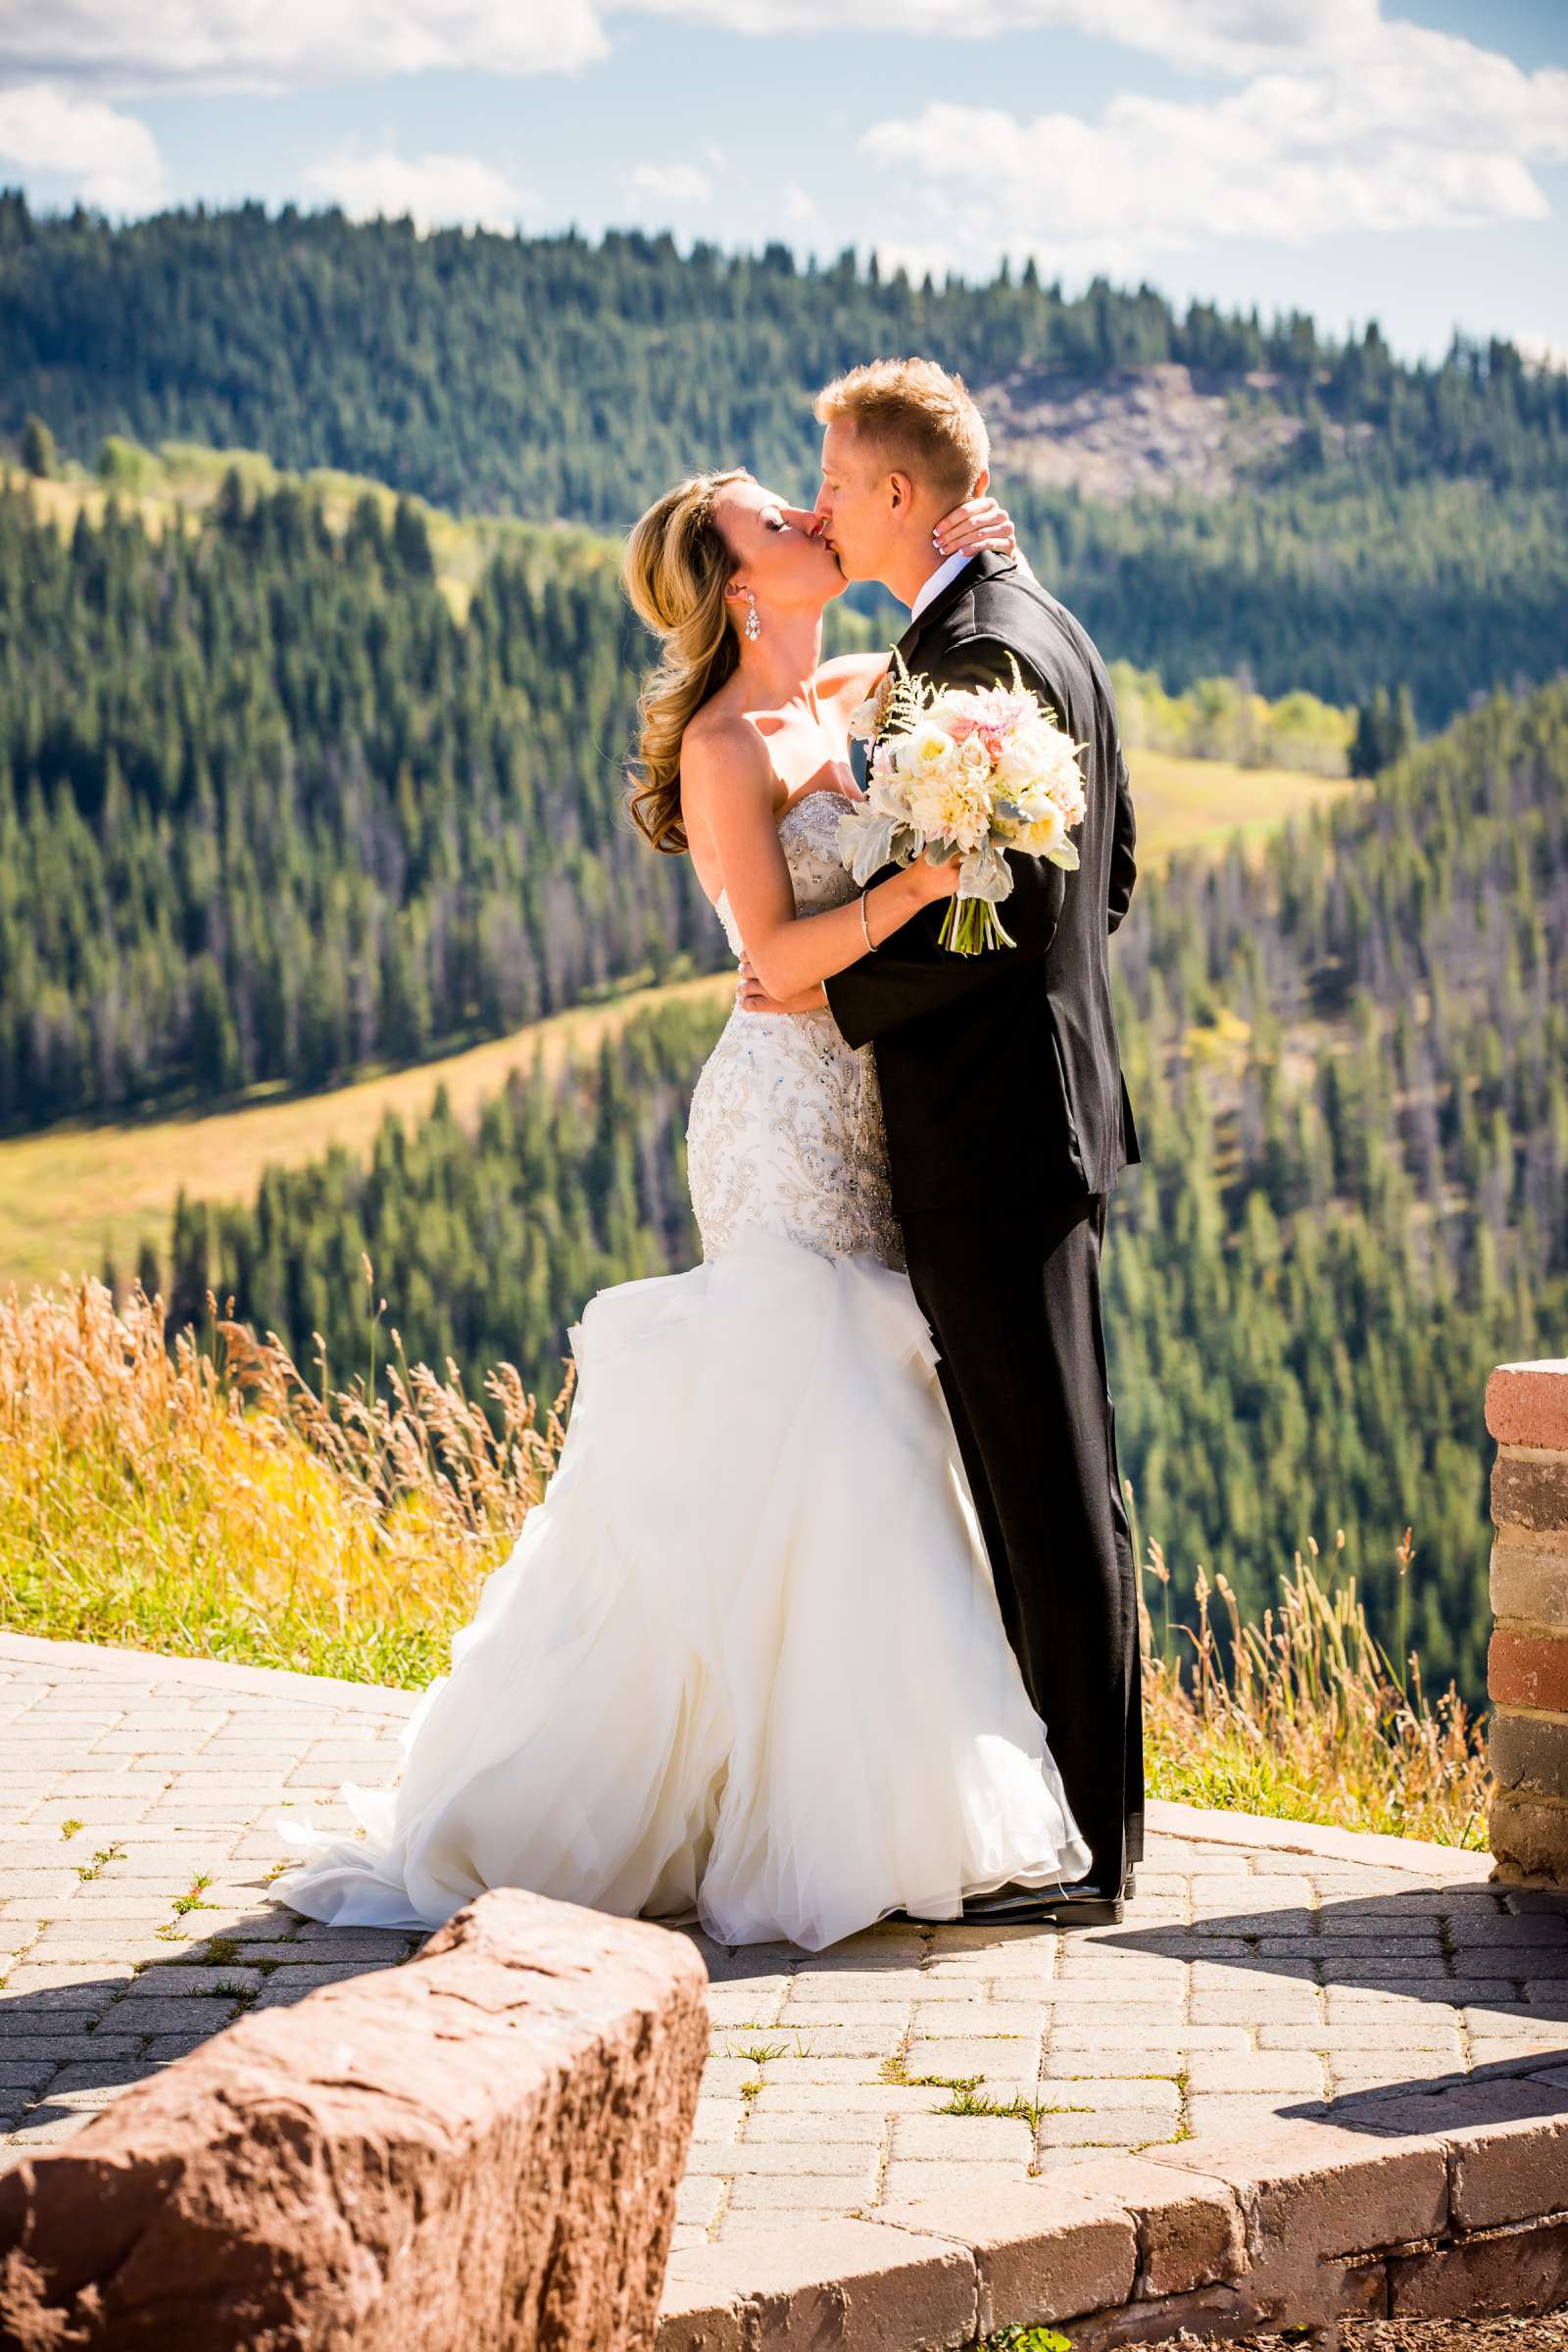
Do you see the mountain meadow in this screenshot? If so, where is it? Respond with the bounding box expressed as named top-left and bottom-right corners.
top-left (3, 197), bottom-right (1565, 1740)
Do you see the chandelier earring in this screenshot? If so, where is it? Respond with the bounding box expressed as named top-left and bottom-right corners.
top-left (743, 589), bottom-right (761, 643)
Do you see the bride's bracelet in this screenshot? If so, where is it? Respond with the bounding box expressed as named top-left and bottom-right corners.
top-left (859, 888), bottom-right (878, 955)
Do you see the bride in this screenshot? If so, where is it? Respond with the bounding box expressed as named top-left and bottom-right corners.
top-left (274, 468), bottom-right (1093, 1953)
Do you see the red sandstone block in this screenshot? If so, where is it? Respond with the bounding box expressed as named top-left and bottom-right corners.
top-left (1050, 2149), bottom-right (1245, 2296)
top-left (1452, 2106), bottom-right (1568, 2230)
top-left (1489, 1707), bottom-right (1568, 1791)
top-left (1493, 1453), bottom-right (1568, 1536)
top-left (1345, 2077), bottom-right (1568, 2230)
top-left (660, 2218), bottom-right (978, 2349)
top-left (1487, 1786), bottom-right (1568, 1883)
top-left (1491, 1544), bottom-right (1568, 1630)
top-left (654, 2276), bottom-right (746, 2351)
top-left (1490, 1630), bottom-right (1568, 1712)
top-left (1138, 2119), bottom-right (1448, 2266)
top-left (1054, 2281), bottom-right (1266, 2347)
top-left (1042, 2247), bottom-right (1387, 2350)
top-left (0, 1888), bottom-right (709, 2352)
top-left (1390, 2215), bottom-right (1568, 2320)
top-left (870, 2180), bottom-right (1139, 2333)
top-left (1487, 1360), bottom-right (1568, 1450)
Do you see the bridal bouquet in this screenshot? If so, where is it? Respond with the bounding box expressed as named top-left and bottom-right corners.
top-left (841, 651), bottom-right (1088, 954)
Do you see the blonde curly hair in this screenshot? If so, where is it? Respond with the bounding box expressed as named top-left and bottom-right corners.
top-left (622, 467), bottom-right (751, 856)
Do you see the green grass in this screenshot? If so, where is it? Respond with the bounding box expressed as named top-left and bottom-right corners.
top-left (880, 2052), bottom-right (983, 2094)
top-left (974, 2328), bottom-right (1074, 2351)
top-left (74, 1844), bottom-right (124, 1883)
top-left (938, 2086), bottom-right (1091, 2129)
top-left (0, 1262), bottom-right (1492, 1851)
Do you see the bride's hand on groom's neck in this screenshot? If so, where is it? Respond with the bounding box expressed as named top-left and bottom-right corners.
top-left (933, 495), bottom-right (1016, 562)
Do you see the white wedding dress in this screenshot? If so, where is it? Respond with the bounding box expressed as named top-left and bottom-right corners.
top-left (274, 790), bottom-right (1092, 1951)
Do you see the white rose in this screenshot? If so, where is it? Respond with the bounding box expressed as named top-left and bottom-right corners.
top-left (893, 718), bottom-right (958, 783)
top-left (1013, 801), bottom-right (1068, 858)
top-left (992, 736), bottom-right (1047, 799)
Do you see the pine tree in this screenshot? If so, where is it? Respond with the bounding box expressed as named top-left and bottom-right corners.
top-left (20, 414), bottom-right (55, 477)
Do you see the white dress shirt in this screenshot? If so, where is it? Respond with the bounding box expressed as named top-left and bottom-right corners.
top-left (908, 549), bottom-right (976, 626)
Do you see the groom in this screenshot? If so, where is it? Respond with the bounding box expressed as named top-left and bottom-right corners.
top-left (749, 358), bottom-right (1144, 1926)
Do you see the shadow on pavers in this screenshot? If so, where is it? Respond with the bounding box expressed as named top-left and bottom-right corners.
top-left (1058, 1878), bottom-right (1568, 2122)
top-left (0, 1885), bottom-right (426, 2147)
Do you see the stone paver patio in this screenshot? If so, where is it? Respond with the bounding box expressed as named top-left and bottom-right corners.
top-left (3, 1629), bottom-right (1564, 2269)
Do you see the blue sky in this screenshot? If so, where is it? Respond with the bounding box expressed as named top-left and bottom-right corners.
top-left (1, 2), bottom-right (1564, 362)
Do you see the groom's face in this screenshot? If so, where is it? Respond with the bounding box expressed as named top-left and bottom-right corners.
top-left (813, 419), bottom-right (901, 586)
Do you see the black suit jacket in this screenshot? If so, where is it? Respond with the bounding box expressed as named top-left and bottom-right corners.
top-left (823, 551), bottom-right (1141, 1213)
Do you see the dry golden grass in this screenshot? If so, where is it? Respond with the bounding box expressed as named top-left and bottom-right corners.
top-left (0, 1270), bottom-right (566, 1688)
top-left (1136, 1516), bottom-right (1490, 1850)
top-left (1128, 746), bottom-right (1359, 867)
top-left (0, 972), bottom-right (733, 1294)
top-left (0, 1272), bottom-right (1490, 1847)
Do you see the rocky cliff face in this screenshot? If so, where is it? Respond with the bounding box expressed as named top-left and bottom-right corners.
top-left (980, 362), bottom-right (1365, 502)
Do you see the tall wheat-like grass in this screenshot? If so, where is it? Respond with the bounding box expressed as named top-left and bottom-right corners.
top-left (0, 1274), bottom-right (1490, 1846)
top-left (0, 1271), bottom-right (566, 1687)
top-left (1133, 1518), bottom-right (1490, 1849)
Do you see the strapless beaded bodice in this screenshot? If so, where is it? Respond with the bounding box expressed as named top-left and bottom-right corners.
top-left (688, 791), bottom-right (903, 1271)
top-left (710, 789), bottom-right (858, 952)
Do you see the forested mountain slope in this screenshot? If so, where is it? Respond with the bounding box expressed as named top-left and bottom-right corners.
top-left (0, 470), bottom-right (1347, 1134)
top-left (4, 194), bottom-right (1564, 722)
top-left (0, 475), bottom-right (710, 1125)
top-left (140, 681), bottom-right (1568, 1705)
top-left (1102, 679), bottom-right (1568, 1701)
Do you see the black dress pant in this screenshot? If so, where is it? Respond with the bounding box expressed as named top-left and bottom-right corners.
top-left (900, 1188), bottom-right (1145, 1886)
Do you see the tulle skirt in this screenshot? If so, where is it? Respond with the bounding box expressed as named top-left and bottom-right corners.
top-left (272, 1225), bottom-right (1092, 1952)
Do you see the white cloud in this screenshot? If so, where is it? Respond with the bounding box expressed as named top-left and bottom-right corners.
top-left (0, 0), bottom-right (1413, 93)
top-left (2, 0), bottom-right (1562, 284)
top-left (1517, 333), bottom-right (1568, 374)
top-left (0, 80), bottom-right (167, 211)
top-left (619, 0), bottom-right (1382, 78)
top-left (302, 149), bottom-right (534, 233)
top-left (624, 162), bottom-right (711, 206)
top-left (4, 0), bottom-right (1562, 123)
top-left (858, 16), bottom-right (1568, 272)
top-left (783, 184), bottom-right (818, 227)
top-left (0, 2), bottom-right (608, 94)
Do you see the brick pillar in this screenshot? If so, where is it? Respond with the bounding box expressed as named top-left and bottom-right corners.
top-left (1487, 1357), bottom-right (1568, 1883)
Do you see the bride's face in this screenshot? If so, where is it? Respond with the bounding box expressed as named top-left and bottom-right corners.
top-left (713, 478), bottom-right (844, 626)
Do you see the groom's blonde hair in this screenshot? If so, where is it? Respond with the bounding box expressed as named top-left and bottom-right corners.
top-left (814, 358), bottom-right (989, 504)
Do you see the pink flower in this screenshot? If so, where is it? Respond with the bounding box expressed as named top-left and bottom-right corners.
top-left (967, 685), bottom-right (1040, 733)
